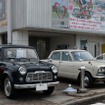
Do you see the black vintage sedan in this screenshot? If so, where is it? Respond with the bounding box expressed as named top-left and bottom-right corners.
top-left (0, 44), bottom-right (59, 98)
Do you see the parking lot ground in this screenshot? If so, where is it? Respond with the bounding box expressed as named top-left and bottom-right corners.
top-left (1, 78), bottom-right (105, 105)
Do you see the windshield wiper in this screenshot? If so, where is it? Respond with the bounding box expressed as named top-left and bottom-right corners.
top-left (5, 57), bottom-right (16, 62)
top-left (30, 58), bottom-right (38, 62)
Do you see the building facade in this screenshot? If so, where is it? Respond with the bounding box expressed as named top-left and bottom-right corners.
top-left (0, 0), bottom-right (105, 58)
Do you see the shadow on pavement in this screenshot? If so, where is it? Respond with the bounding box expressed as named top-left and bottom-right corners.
top-left (58, 77), bottom-right (105, 90)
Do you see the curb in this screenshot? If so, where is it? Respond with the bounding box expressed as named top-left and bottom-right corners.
top-left (62, 93), bottom-right (105, 105)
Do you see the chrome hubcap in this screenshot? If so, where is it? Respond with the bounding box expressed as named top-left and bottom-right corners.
top-left (4, 78), bottom-right (11, 96)
top-left (84, 76), bottom-right (89, 87)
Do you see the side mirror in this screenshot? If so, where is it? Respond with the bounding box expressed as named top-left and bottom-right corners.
top-left (48, 59), bottom-right (52, 62)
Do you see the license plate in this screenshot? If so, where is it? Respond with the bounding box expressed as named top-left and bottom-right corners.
top-left (36, 83), bottom-right (48, 91)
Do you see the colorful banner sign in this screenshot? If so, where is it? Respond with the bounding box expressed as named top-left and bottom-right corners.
top-left (69, 0), bottom-right (105, 32)
top-left (52, 0), bottom-right (105, 32)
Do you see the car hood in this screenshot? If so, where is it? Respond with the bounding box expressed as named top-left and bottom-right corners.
top-left (15, 61), bottom-right (52, 71)
top-left (85, 60), bottom-right (105, 67)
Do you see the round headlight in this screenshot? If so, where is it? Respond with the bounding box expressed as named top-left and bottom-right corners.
top-left (51, 65), bottom-right (58, 73)
top-left (18, 66), bottom-right (27, 75)
top-left (98, 69), bottom-right (101, 73)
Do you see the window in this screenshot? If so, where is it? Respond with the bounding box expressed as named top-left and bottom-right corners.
top-left (71, 51), bottom-right (94, 61)
top-left (62, 52), bottom-right (72, 61)
top-left (4, 48), bottom-right (38, 59)
top-left (50, 52), bottom-right (60, 60)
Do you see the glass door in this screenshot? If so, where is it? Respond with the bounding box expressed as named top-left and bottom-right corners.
top-left (80, 40), bottom-right (87, 50)
top-left (37, 40), bottom-right (46, 59)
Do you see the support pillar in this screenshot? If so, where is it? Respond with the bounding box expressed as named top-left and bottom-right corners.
top-left (12, 31), bottom-right (29, 45)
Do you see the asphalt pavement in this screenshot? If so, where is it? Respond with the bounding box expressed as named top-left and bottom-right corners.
top-left (0, 78), bottom-right (105, 105)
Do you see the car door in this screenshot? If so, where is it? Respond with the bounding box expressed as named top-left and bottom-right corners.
top-left (70, 51), bottom-right (88, 80)
top-left (58, 51), bottom-right (74, 79)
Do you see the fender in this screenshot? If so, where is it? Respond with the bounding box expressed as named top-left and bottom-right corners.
top-left (2, 70), bottom-right (14, 84)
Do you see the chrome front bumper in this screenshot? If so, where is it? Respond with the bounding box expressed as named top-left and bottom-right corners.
top-left (94, 76), bottom-right (105, 81)
top-left (14, 81), bottom-right (59, 89)
top-left (94, 76), bottom-right (105, 79)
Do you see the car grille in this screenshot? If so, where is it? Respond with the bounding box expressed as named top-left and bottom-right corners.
top-left (26, 71), bottom-right (53, 82)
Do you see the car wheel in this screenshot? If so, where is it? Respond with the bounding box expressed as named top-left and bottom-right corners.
top-left (84, 73), bottom-right (93, 88)
top-left (43, 86), bottom-right (54, 95)
top-left (4, 77), bottom-right (15, 99)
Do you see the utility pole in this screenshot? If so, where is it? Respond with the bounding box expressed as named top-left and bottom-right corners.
top-left (7, 0), bottom-right (12, 44)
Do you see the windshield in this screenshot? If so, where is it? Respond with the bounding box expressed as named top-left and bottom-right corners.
top-left (71, 51), bottom-right (94, 61)
top-left (3, 48), bottom-right (38, 62)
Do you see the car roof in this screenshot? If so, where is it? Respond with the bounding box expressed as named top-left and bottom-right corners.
top-left (0, 44), bottom-right (34, 49)
top-left (52, 49), bottom-right (86, 52)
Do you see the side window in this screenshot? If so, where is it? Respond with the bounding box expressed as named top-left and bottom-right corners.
top-left (50, 52), bottom-right (60, 60)
top-left (62, 52), bottom-right (72, 61)
top-left (96, 55), bottom-right (103, 60)
top-left (71, 52), bottom-right (81, 61)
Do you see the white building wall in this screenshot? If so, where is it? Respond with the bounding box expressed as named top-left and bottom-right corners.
top-left (50, 35), bottom-right (74, 51)
top-left (9, 0), bottom-right (105, 57)
top-left (27, 0), bottom-right (51, 28)
top-left (12, 0), bottom-right (51, 29)
top-left (12, 31), bottom-right (28, 45)
top-left (12, 0), bottom-right (27, 29)
top-left (76, 34), bottom-right (105, 56)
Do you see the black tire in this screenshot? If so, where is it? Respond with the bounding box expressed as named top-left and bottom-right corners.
top-left (4, 77), bottom-right (15, 99)
top-left (43, 86), bottom-right (54, 95)
top-left (84, 72), bottom-right (93, 88)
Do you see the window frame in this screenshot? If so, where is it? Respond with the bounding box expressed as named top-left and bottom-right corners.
top-left (49, 51), bottom-right (61, 61)
top-left (61, 51), bottom-right (72, 61)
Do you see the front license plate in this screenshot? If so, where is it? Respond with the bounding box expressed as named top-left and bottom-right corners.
top-left (36, 83), bottom-right (48, 91)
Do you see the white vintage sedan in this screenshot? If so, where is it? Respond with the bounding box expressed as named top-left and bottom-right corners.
top-left (42, 49), bottom-right (105, 87)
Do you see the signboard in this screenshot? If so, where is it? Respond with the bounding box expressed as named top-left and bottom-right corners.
top-left (52, 0), bottom-right (69, 28)
top-left (0, 0), bottom-right (5, 20)
top-left (69, 0), bottom-right (105, 32)
top-left (52, 0), bottom-right (105, 32)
